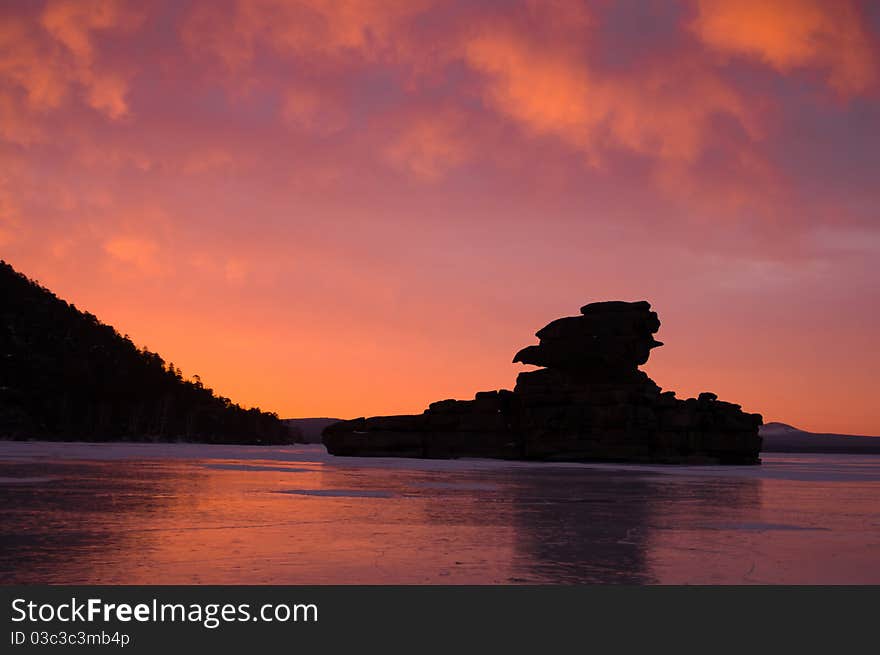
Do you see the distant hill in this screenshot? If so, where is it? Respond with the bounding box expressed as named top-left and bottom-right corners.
top-left (760, 422), bottom-right (880, 454)
top-left (760, 422), bottom-right (802, 435)
top-left (0, 260), bottom-right (292, 444)
top-left (283, 418), bottom-right (343, 444)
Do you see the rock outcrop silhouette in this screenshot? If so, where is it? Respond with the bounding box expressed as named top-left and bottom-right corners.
top-left (323, 301), bottom-right (762, 464)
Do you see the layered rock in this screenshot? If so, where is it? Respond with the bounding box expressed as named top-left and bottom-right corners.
top-left (323, 301), bottom-right (762, 464)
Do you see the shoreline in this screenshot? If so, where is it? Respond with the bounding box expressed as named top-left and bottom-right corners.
top-left (4, 432), bottom-right (880, 457)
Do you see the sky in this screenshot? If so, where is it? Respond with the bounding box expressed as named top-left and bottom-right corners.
top-left (1, 0), bottom-right (879, 435)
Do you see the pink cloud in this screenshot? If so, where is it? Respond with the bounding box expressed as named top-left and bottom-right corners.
top-left (384, 109), bottom-right (472, 180)
top-left (103, 235), bottom-right (166, 276)
top-left (692, 0), bottom-right (878, 95)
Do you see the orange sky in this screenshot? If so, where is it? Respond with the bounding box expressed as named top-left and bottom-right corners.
top-left (2, 0), bottom-right (879, 434)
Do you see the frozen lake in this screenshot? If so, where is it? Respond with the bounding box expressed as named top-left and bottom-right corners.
top-left (1, 442), bottom-right (878, 584)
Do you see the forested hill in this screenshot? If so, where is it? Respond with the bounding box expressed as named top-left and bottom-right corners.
top-left (0, 260), bottom-right (292, 444)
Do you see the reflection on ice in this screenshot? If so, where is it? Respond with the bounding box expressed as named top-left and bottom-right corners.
top-left (0, 442), bottom-right (878, 584)
top-left (202, 464), bottom-right (312, 473)
top-left (275, 489), bottom-right (395, 498)
top-left (702, 522), bottom-right (829, 532)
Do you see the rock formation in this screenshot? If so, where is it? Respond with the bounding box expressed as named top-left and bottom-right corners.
top-left (323, 301), bottom-right (762, 464)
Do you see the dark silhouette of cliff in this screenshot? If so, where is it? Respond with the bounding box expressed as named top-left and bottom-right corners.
top-left (0, 260), bottom-right (292, 444)
top-left (324, 301), bottom-right (762, 464)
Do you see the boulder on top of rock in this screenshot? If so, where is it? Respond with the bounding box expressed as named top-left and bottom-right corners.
top-left (536, 314), bottom-right (661, 340)
top-left (513, 300), bottom-right (662, 372)
top-left (579, 300), bottom-right (652, 314)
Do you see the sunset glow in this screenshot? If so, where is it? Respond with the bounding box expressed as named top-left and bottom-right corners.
top-left (2, 0), bottom-right (879, 434)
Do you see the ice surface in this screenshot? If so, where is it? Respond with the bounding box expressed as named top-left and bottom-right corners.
top-left (1, 441), bottom-right (878, 584)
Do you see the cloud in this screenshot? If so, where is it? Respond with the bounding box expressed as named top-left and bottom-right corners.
top-left (78, 68), bottom-right (131, 119)
top-left (384, 109), bottom-right (471, 180)
top-left (0, 1), bottom-right (144, 123)
top-left (180, 148), bottom-right (259, 175)
top-left (181, 0), bottom-right (431, 69)
top-left (41, 0), bottom-right (145, 119)
top-left (0, 15), bottom-right (68, 112)
top-left (281, 84), bottom-right (348, 135)
top-left (462, 17), bottom-right (757, 166)
top-left (691, 0), bottom-right (878, 95)
top-left (103, 235), bottom-right (166, 276)
top-left (175, 0), bottom-right (765, 192)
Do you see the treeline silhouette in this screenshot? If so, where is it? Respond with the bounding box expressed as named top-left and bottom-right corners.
top-left (0, 260), bottom-right (292, 444)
